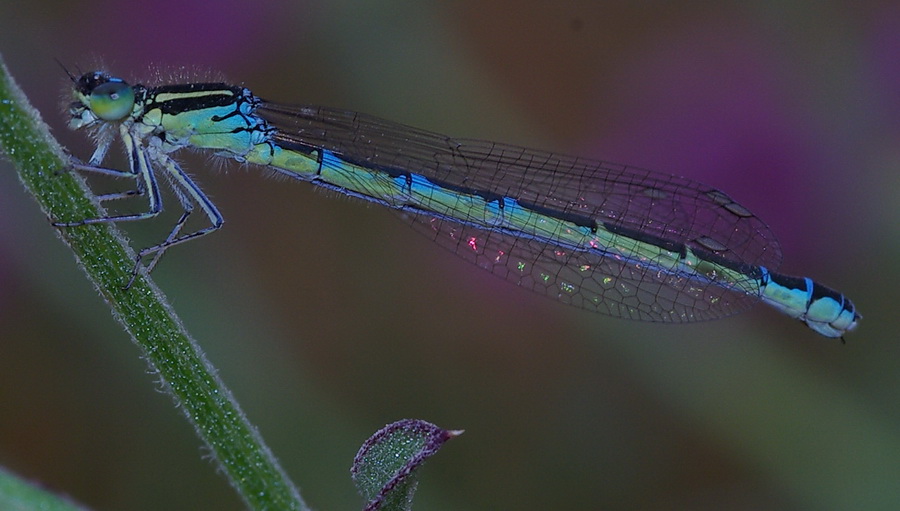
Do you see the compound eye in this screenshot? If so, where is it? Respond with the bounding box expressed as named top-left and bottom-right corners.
top-left (89, 80), bottom-right (135, 121)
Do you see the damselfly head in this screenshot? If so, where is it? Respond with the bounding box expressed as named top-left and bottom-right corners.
top-left (68, 71), bottom-right (136, 129)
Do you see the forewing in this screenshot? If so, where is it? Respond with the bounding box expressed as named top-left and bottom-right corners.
top-left (260, 103), bottom-right (779, 321)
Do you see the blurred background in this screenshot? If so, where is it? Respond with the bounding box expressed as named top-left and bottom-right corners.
top-left (0, 1), bottom-right (898, 510)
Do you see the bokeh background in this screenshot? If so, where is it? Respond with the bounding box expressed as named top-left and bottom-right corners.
top-left (1, 1), bottom-right (898, 510)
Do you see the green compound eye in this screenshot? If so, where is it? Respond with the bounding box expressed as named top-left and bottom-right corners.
top-left (89, 80), bottom-right (135, 121)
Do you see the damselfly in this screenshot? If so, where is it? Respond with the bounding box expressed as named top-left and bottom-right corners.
top-left (57, 70), bottom-right (860, 338)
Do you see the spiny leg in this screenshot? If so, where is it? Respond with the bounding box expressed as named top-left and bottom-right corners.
top-left (95, 189), bottom-right (144, 202)
top-left (53, 130), bottom-right (162, 228)
top-left (124, 149), bottom-right (223, 288)
top-left (59, 161), bottom-right (146, 203)
top-left (70, 161), bottom-right (147, 203)
top-left (123, 206), bottom-right (193, 289)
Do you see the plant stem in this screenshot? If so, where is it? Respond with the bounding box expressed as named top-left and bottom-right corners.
top-left (0, 466), bottom-right (91, 511)
top-left (0, 56), bottom-right (308, 511)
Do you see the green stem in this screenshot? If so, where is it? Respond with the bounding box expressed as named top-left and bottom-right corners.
top-left (0, 467), bottom-right (91, 511)
top-left (0, 56), bottom-right (307, 510)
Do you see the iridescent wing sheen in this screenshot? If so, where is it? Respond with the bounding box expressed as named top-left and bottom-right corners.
top-left (260, 103), bottom-right (781, 321)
